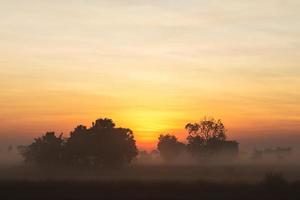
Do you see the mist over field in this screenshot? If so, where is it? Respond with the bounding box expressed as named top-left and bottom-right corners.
top-left (1, 0), bottom-right (300, 199)
top-left (0, 119), bottom-right (298, 200)
top-left (0, 118), bottom-right (298, 184)
top-left (0, 141), bottom-right (298, 184)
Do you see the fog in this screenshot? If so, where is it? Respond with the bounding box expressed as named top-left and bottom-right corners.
top-left (0, 118), bottom-right (299, 184)
top-left (0, 144), bottom-right (299, 184)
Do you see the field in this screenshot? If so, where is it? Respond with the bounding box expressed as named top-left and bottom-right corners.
top-left (2, 180), bottom-right (298, 200)
top-left (1, 164), bottom-right (300, 199)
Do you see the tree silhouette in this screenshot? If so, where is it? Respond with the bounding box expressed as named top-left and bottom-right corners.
top-left (20, 132), bottom-right (64, 165)
top-left (83, 118), bottom-right (138, 167)
top-left (63, 125), bottom-right (89, 166)
top-left (185, 117), bottom-right (238, 158)
top-left (157, 134), bottom-right (185, 162)
top-left (185, 117), bottom-right (226, 143)
top-left (20, 118), bottom-right (138, 168)
top-left (93, 118), bottom-right (115, 129)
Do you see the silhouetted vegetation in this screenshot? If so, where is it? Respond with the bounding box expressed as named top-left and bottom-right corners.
top-left (185, 117), bottom-right (238, 159)
top-left (20, 118), bottom-right (138, 168)
top-left (20, 116), bottom-right (241, 166)
top-left (157, 134), bottom-right (185, 161)
top-left (157, 118), bottom-right (238, 162)
top-left (19, 132), bottom-right (64, 165)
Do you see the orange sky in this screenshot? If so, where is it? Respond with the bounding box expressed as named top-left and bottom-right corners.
top-left (1, 0), bottom-right (300, 150)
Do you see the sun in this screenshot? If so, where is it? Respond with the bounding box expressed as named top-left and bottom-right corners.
top-left (120, 109), bottom-right (176, 142)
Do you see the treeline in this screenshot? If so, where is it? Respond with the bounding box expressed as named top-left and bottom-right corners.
top-left (19, 118), bottom-right (138, 167)
top-left (19, 117), bottom-right (238, 167)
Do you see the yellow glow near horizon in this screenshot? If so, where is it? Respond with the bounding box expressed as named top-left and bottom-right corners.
top-left (1, 0), bottom-right (300, 149)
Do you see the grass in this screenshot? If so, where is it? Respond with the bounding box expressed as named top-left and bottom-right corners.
top-left (0, 164), bottom-right (300, 199)
top-left (0, 179), bottom-right (299, 200)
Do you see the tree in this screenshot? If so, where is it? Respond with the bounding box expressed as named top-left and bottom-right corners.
top-left (157, 134), bottom-right (185, 162)
top-left (185, 117), bottom-right (226, 143)
top-left (63, 125), bottom-right (89, 166)
top-left (93, 118), bottom-right (115, 129)
top-left (185, 117), bottom-right (228, 156)
top-left (20, 132), bottom-right (64, 165)
top-left (64, 118), bottom-right (138, 167)
top-left (20, 118), bottom-right (138, 168)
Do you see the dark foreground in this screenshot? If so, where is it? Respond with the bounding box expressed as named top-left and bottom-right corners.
top-left (1, 164), bottom-right (300, 199)
top-left (1, 180), bottom-right (300, 200)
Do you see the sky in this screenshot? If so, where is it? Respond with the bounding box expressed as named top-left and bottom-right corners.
top-left (1, 0), bottom-right (300, 150)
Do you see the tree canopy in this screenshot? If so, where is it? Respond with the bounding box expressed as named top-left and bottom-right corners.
top-left (157, 134), bottom-right (185, 161)
top-left (185, 117), bottom-right (226, 143)
top-left (19, 132), bottom-right (64, 165)
top-left (185, 117), bottom-right (238, 158)
top-left (20, 116), bottom-right (238, 166)
top-left (20, 118), bottom-right (138, 168)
